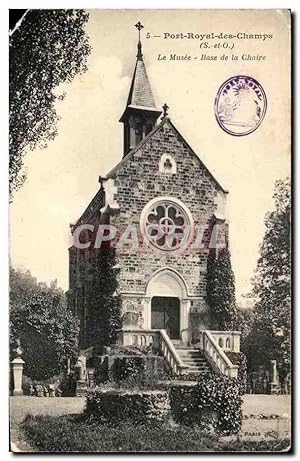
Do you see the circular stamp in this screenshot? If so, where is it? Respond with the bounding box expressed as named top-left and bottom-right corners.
top-left (215, 75), bottom-right (267, 136)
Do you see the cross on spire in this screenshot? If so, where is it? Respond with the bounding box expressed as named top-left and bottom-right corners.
top-left (162, 103), bottom-right (169, 119)
top-left (135, 21), bottom-right (144, 60)
top-left (135, 21), bottom-right (144, 35)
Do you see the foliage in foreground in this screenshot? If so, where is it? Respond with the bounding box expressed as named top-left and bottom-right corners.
top-left (226, 351), bottom-right (247, 395)
top-left (243, 178), bottom-right (291, 380)
top-left (10, 267), bottom-right (79, 380)
top-left (85, 388), bottom-right (169, 424)
top-left (9, 9), bottom-right (91, 198)
top-left (171, 374), bottom-right (242, 435)
top-left (21, 414), bottom-right (290, 453)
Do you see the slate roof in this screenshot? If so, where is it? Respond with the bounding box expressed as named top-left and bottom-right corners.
top-left (126, 57), bottom-right (157, 109)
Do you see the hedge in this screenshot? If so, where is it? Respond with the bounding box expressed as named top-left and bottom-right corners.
top-left (94, 355), bottom-right (165, 388)
top-left (85, 375), bottom-right (242, 435)
top-left (21, 414), bottom-right (290, 452)
top-left (84, 388), bottom-right (169, 423)
top-left (170, 374), bottom-right (242, 435)
top-left (226, 351), bottom-right (247, 395)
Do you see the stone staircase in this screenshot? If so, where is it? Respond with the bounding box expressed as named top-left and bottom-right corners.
top-left (172, 340), bottom-right (211, 375)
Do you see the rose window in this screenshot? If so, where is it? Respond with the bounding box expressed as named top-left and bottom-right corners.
top-left (141, 199), bottom-right (193, 251)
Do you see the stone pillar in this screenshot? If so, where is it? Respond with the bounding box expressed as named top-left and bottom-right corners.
top-left (271, 360), bottom-right (277, 383)
top-left (269, 359), bottom-right (280, 394)
top-left (11, 357), bottom-right (25, 396)
top-left (181, 299), bottom-right (191, 346)
top-left (232, 332), bottom-right (241, 352)
top-left (143, 297), bottom-right (151, 329)
top-left (75, 380), bottom-right (88, 397)
top-left (75, 355), bottom-right (88, 397)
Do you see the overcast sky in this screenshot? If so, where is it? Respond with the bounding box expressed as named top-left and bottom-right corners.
top-left (10, 10), bottom-right (290, 303)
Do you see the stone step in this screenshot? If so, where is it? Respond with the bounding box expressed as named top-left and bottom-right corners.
top-left (180, 354), bottom-right (206, 358)
top-left (183, 358), bottom-right (210, 365)
top-left (186, 363), bottom-right (210, 368)
top-left (171, 341), bottom-right (211, 375)
top-left (177, 349), bottom-right (200, 354)
top-left (182, 368), bottom-right (210, 375)
top-left (186, 367), bottom-right (210, 372)
top-left (181, 354), bottom-right (203, 358)
top-left (178, 354), bottom-right (206, 360)
top-left (178, 350), bottom-right (200, 353)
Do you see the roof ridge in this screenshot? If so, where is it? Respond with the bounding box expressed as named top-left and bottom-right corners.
top-left (106, 118), bottom-right (167, 179)
top-left (106, 117), bottom-right (228, 193)
top-left (166, 119), bottom-right (229, 194)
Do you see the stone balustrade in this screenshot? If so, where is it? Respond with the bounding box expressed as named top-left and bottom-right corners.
top-left (117, 328), bottom-right (240, 379)
top-left (159, 329), bottom-right (188, 376)
top-left (116, 328), bottom-right (161, 350)
top-left (209, 330), bottom-right (241, 352)
top-left (117, 328), bottom-right (187, 376)
top-left (202, 330), bottom-right (238, 379)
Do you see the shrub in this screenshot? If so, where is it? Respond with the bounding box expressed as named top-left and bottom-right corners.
top-left (10, 273), bottom-right (79, 381)
top-left (94, 355), bottom-right (165, 389)
top-left (108, 345), bottom-right (158, 356)
top-left (222, 439), bottom-right (291, 452)
top-left (20, 414), bottom-right (290, 452)
top-left (170, 374), bottom-right (242, 435)
top-left (226, 351), bottom-right (247, 395)
top-left (113, 356), bottom-right (145, 382)
top-left (21, 415), bottom-right (223, 452)
top-left (84, 388), bottom-right (170, 424)
top-left (21, 373), bottom-right (68, 396)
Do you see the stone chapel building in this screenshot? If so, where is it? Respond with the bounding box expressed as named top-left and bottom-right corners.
top-left (68, 29), bottom-right (240, 377)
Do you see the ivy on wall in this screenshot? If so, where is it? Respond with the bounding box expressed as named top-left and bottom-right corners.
top-left (86, 247), bottom-right (122, 353)
top-left (226, 351), bottom-right (247, 395)
top-left (170, 374), bottom-right (242, 435)
top-left (206, 248), bottom-right (237, 330)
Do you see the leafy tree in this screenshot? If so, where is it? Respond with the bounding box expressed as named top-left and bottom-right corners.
top-left (235, 307), bottom-right (254, 348)
top-left (243, 178), bottom-right (291, 379)
top-left (206, 248), bottom-right (237, 330)
top-left (10, 267), bottom-right (80, 380)
top-left (9, 9), bottom-right (91, 198)
top-left (86, 247), bottom-right (122, 353)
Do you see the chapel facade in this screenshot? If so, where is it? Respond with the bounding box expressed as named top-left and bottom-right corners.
top-left (67, 28), bottom-right (240, 377)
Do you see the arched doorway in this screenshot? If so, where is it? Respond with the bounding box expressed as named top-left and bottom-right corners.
top-left (145, 268), bottom-right (190, 343)
top-left (151, 296), bottom-right (180, 339)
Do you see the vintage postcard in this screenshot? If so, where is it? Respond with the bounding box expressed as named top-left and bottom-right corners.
top-left (9, 9), bottom-right (291, 453)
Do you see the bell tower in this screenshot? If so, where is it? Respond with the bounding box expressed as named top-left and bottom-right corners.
top-left (119, 22), bottom-right (162, 156)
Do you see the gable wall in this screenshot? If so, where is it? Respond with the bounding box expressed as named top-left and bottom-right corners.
top-left (110, 121), bottom-right (226, 303)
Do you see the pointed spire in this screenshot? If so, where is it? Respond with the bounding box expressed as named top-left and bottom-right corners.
top-left (135, 21), bottom-right (144, 60)
top-left (120, 22), bottom-right (161, 116)
top-left (137, 41), bottom-right (143, 60)
top-left (119, 22), bottom-right (162, 155)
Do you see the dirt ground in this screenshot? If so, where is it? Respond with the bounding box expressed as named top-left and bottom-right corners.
top-left (9, 394), bottom-right (291, 451)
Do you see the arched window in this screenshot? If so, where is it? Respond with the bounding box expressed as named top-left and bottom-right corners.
top-left (140, 197), bottom-right (193, 251)
top-left (159, 153), bottom-right (177, 174)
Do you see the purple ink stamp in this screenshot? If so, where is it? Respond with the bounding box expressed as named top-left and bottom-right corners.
top-left (215, 75), bottom-right (267, 136)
